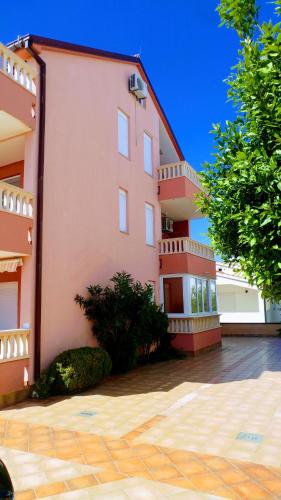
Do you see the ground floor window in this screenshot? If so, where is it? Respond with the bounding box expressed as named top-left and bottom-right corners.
top-left (161, 275), bottom-right (217, 316)
top-left (190, 277), bottom-right (217, 314)
top-left (163, 277), bottom-right (184, 314)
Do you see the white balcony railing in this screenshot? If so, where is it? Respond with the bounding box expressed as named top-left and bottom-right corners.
top-left (0, 181), bottom-right (33, 219)
top-left (159, 237), bottom-right (215, 261)
top-left (158, 161), bottom-right (202, 189)
top-left (169, 315), bottom-right (220, 335)
top-left (0, 42), bottom-right (36, 95)
top-left (0, 329), bottom-right (30, 362)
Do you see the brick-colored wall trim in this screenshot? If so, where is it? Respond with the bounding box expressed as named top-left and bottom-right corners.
top-left (221, 323), bottom-right (280, 337)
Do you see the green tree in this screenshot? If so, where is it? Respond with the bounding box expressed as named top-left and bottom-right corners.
top-left (75, 272), bottom-right (171, 373)
top-left (198, 0), bottom-right (281, 301)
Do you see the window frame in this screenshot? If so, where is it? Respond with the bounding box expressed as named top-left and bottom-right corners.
top-left (117, 109), bottom-right (129, 158)
top-left (159, 274), bottom-right (218, 317)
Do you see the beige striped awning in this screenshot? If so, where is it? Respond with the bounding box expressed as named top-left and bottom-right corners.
top-left (0, 258), bottom-right (23, 273)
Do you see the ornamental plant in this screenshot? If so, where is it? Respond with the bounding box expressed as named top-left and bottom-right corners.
top-left (33, 347), bottom-right (111, 398)
top-left (75, 271), bottom-right (174, 373)
top-left (198, 0), bottom-right (281, 301)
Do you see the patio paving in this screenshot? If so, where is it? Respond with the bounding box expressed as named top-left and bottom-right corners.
top-left (1, 336), bottom-right (281, 498)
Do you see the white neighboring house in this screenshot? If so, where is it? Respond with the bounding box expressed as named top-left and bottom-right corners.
top-left (216, 263), bottom-right (281, 323)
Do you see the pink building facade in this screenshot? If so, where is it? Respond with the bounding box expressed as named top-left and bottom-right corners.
top-left (0, 36), bottom-right (221, 400)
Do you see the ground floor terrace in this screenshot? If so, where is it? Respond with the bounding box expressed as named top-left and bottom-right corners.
top-left (0, 337), bottom-right (281, 499)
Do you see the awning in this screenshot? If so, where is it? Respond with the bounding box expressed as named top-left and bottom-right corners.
top-left (0, 258), bottom-right (23, 273)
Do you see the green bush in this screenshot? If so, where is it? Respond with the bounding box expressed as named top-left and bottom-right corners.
top-left (33, 347), bottom-right (111, 398)
top-left (75, 272), bottom-right (178, 373)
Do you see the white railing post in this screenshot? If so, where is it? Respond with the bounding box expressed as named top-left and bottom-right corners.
top-left (0, 181), bottom-right (34, 219)
top-left (158, 237), bottom-right (215, 261)
top-left (0, 330), bottom-right (30, 363)
top-left (157, 161), bottom-right (202, 188)
top-left (0, 42), bottom-right (36, 95)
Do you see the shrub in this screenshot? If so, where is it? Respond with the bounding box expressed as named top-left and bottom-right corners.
top-left (75, 272), bottom-right (177, 373)
top-left (33, 347), bottom-right (111, 398)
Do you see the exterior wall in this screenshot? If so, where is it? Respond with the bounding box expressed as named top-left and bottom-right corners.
top-left (0, 359), bottom-right (29, 395)
top-left (221, 323), bottom-right (280, 337)
top-left (172, 328), bottom-right (222, 354)
top-left (0, 71), bottom-right (36, 130)
top-left (0, 211), bottom-right (32, 255)
top-left (217, 277), bottom-right (265, 323)
top-left (158, 176), bottom-right (200, 202)
top-left (39, 49), bottom-right (165, 369)
top-left (160, 253), bottom-right (216, 278)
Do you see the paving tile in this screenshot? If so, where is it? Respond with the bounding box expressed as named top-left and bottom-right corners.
top-left (35, 481), bottom-right (67, 497)
top-left (15, 491), bottom-right (36, 500)
top-left (2, 338), bottom-right (281, 499)
top-left (188, 472), bottom-right (223, 491)
top-left (217, 467), bottom-right (250, 485)
top-left (149, 465), bottom-right (181, 480)
top-left (232, 481), bottom-right (271, 499)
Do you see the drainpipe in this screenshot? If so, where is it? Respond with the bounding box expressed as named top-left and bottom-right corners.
top-left (23, 39), bottom-right (46, 380)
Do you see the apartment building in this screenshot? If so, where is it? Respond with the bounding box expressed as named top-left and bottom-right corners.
top-left (0, 35), bottom-right (221, 400)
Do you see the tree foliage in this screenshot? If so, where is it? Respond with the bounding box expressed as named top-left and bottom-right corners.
top-left (198, 0), bottom-right (281, 301)
top-left (75, 272), bottom-right (175, 373)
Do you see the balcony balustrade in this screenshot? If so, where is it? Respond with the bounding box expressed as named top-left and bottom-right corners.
top-left (0, 43), bottom-right (36, 95)
top-left (0, 329), bottom-right (30, 362)
top-left (159, 237), bottom-right (215, 261)
top-left (158, 161), bottom-right (202, 188)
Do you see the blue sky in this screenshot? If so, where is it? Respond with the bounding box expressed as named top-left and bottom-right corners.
top-left (1, 0), bottom-right (276, 244)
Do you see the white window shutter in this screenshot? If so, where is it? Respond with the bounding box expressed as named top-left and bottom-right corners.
top-left (119, 189), bottom-right (127, 232)
top-left (0, 282), bottom-right (18, 330)
top-left (144, 133), bottom-right (152, 175)
top-left (145, 203), bottom-right (154, 245)
top-left (118, 110), bottom-right (129, 157)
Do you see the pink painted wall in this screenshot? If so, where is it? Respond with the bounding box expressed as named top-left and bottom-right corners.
top-left (160, 253), bottom-right (216, 278)
top-left (158, 176), bottom-right (200, 202)
top-left (0, 359), bottom-right (29, 395)
top-left (37, 48), bottom-right (171, 369)
top-left (172, 328), bottom-right (222, 353)
top-left (0, 211), bottom-right (32, 255)
top-left (0, 72), bottom-right (36, 130)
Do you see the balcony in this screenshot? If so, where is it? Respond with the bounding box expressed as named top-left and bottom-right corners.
top-left (159, 237), bottom-right (216, 277)
top-left (158, 161), bottom-right (203, 220)
top-left (0, 329), bottom-right (30, 396)
top-left (0, 181), bottom-right (34, 257)
top-left (168, 315), bottom-right (221, 354)
top-left (0, 43), bottom-right (36, 140)
top-left (169, 315), bottom-right (220, 334)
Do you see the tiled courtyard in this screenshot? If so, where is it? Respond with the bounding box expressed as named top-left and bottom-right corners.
top-left (1, 336), bottom-right (281, 499)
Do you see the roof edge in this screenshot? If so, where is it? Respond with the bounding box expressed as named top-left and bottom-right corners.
top-left (7, 34), bottom-right (184, 160)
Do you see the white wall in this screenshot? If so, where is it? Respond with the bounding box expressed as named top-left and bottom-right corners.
top-left (217, 277), bottom-right (265, 323)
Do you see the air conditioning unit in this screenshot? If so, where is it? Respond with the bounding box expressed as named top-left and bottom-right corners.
top-left (162, 217), bottom-right (174, 233)
top-left (129, 73), bottom-right (148, 100)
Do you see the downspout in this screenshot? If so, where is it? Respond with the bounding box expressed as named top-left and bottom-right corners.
top-left (25, 41), bottom-right (46, 380)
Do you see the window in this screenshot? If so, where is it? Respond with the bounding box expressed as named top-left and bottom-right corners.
top-left (163, 277), bottom-right (184, 313)
top-left (210, 280), bottom-right (217, 312)
top-left (118, 110), bottom-right (129, 157)
top-left (144, 133), bottom-right (152, 175)
top-left (190, 277), bottom-right (198, 313)
top-left (190, 277), bottom-right (217, 314)
top-left (119, 189), bottom-right (127, 232)
top-left (203, 279), bottom-right (209, 311)
top-left (145, 203), bottom-right (154, 245)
